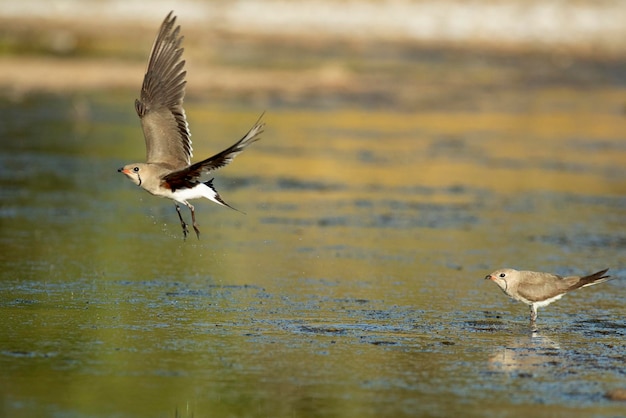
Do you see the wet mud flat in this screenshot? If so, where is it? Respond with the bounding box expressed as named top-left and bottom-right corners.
top-left (1, 274), bottom-right (625, 417)
top-left (1, 33), bottom-right (626, 418)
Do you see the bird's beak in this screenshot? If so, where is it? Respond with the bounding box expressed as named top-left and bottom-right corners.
top-left (118, 168), bottom-right (129, 174)
top-left (484, 274), bottom-right (493, 281)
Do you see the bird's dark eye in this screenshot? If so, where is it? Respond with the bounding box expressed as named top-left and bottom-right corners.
top-left (499, 273), bottom-right (506, 278)
top-left (133, 167), bottom-right (140, 172)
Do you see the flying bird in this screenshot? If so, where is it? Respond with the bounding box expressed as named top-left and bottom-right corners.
top-left (485, 268), bottom-right (612, 328)
top-left (118, 11), bottom-right (264, 239)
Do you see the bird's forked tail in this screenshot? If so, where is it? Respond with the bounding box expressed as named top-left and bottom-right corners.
top-left (576, 268), bottom-right (611, 290)
top-left (202, 178), bottom-right (241, 213)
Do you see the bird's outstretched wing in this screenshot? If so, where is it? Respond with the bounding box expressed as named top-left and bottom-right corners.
top-left (135, 11), bottom-right (191, 169)
top-left (163, 116), bottom-right (264, 190)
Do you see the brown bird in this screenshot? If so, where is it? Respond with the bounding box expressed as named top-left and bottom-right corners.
top-left (118, 11), bottom-right (264, 239)
top-left (485, 268), bottom-right (612, 327)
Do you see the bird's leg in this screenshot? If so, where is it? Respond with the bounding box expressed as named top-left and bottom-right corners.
top-left (529, 305), bottom-right (538, 331)
top-left (187, 203), bottom-right (200, 239)
top-left (175, 203), bottom-right (189, 239)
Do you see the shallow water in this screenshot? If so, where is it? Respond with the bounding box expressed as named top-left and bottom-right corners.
top-left (1, 68), bottom-right (626, 417)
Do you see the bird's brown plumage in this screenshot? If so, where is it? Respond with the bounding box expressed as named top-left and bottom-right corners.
top-left (162, 114), bottom-right (264, 191)
top-left (135, 11), bottom-right (191, 169)
top-left (118, 11), bottom-right (264, 239)
top-left (485, 267), bottom-right (612, 327)
top-left (513, 269), bottom-right (611, 303)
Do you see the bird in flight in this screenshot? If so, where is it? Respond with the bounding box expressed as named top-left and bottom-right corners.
top-left (485, 267), bottom-right (612, 329)
top-left (118, 11), bottom-right (264, 239)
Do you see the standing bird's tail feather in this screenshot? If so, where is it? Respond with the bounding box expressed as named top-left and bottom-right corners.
top-left (572, 268), bottom-right (611, 291)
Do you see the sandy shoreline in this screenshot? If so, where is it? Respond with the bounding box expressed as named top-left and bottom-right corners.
top-left (0, 0), bottom-right (624, 97)
top-left (3, 0), bottom-right (625, 49)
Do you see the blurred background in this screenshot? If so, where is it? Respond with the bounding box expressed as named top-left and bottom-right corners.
top-left (1, 0), bottom-right (625, 104)
top-left (1, 1), bottom-right (625, 418)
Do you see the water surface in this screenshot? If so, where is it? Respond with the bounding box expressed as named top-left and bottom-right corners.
top-left (0, 58), bottom-right (625, 417)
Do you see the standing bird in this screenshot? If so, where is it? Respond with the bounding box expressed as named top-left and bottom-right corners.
top-left (118, 11), bottom-right (264, 239)
top-left (485, 268), bottom-right (612, 328)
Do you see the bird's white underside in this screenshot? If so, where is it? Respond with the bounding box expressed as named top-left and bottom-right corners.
top-left (163, 183), bottom-right (224, 207)
top-left (530, 293), bottom-right (565, 308)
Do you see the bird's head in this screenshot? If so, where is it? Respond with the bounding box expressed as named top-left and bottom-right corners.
top-left (485, 268), bottom-right (518, 292)
top-left (118, 163), bottom-right (147, 187)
